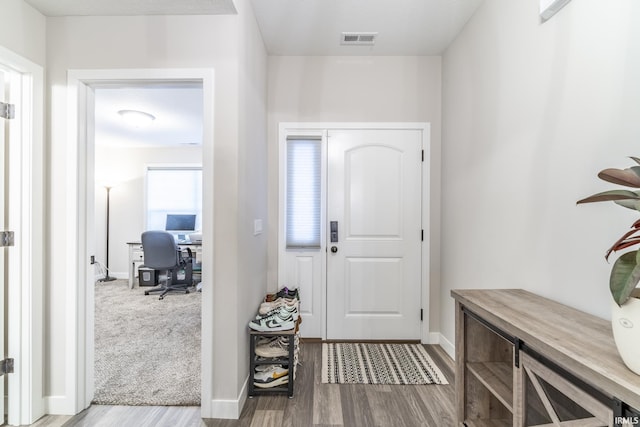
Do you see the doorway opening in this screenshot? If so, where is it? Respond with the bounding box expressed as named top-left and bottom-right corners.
top-left (91, 83), bottom-right (203, 405)
top-left (67, 68), bottom-right (214, 415)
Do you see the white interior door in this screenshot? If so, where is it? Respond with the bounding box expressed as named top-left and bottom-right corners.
top-left (0, 69), bottom-right (7, 423)
top-left (326, 129), bottom-right (422, 340)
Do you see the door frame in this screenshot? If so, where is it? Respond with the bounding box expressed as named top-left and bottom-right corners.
top-left (66, 68), bottom-right (215, 415)
top-left (278, 122), bottom-right (433, 343)
top-left (0, 46), bottom-right (45, 425)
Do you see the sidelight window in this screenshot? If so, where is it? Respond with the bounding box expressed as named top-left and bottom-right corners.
top-left (285, 137), bottom-right (321, 248)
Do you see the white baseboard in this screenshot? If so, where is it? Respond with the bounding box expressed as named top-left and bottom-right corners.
top-left (423, 332), bottom-right (440, 344)
top-left (44, 395), bottom-right (75, 415)
top-left (205, 376), bottom-right (248, 420)
top-left (438, 333), bottom-right (455, 360)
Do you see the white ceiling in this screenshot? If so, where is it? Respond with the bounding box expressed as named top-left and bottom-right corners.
top-left (23, 0), bottom-right (237, 16)
top-left (250, 0), bottom-right (483, 56)
top-left (27, 0), bottom-right (482, 147)
top-left (25, 0), bottom-right (483, 56)
top-left (94, 84), bottom-right (203, 148)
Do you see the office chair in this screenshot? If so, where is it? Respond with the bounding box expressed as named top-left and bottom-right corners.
top-left (140, 230), bottom-right (193, 300)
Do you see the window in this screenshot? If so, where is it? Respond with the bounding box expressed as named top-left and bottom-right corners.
top-left (146, 166), bottom-right (202, 232)
top-left (286, 137), bottom-right (321, 248)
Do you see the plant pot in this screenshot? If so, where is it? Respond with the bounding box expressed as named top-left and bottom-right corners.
top-left (611, 297), bottom-right (640, 375)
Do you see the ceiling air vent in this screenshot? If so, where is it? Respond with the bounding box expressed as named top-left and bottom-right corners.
top-left (341, 32), bottom-right (378, 46)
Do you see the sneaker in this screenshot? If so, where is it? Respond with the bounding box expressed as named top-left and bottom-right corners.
top-left (265, 287), bottom-right (300, 302)
top-left (253, 376), bottom-right (288, 388)
top-left (256, 304), bottom-right (299, 321)
top-left (255, 336), bottom-right (289, 358)
top-left (249, 305), bottom-right (296, 332)
top-left (255, 363), bottom-right (283, 373)
top-left (254, 365), bottom-right (288, 383)
top-left (259, 297), bottom-right (299, 315)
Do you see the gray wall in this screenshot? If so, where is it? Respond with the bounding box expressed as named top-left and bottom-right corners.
top-left (440, 0), bottom-right (640, 351)
top-left (0, 0), bottom-right (45, 66)
top-left (44, 0), bottom-right (267, 415)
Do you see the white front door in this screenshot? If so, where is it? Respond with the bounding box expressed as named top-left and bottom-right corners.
top-left (326, 129), bottom-right (422, 340)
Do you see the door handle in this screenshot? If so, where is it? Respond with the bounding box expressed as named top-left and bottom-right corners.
top-left (330, 246), bottom-right (338, 253)
top-left (330, 221), bottom-right (338, 242)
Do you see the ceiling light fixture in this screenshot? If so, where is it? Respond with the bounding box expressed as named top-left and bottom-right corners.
top-left (117, 109), bottom-right (156, 127)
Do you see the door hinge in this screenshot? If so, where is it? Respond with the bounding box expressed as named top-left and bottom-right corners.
top-left (0, 102), bottom-right (15, 120)
top-left (420, 309), bottom-right (424, 321)
top-left (421, 150), bottom-right (424, 162)
top-left (0, 231), bottom-right (14, 247)
top-left (421, 229), bottom-right (424, 241)
top-left (0, 358), bottom-right (14, 376)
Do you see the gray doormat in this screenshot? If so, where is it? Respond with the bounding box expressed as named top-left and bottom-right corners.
top-left (322, 343), bottom-right (449, 385)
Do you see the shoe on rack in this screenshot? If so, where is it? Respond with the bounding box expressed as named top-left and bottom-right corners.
top-left (255, 336), bottom-right (277, 348)
top-left (254, 365), bottom-right (288, 383)
top-left (249, 306), bottom-right (296, 332)
top-left (255, 363), bottom-right (283, 373)
top-left (259, 297), bottom-right (299, 315)
top-left (256, 304), bottom-right (299, 321)
top-left (255, 336), bottom-right (289, 358)
top-left (265, 287), bottom-right (300, 302)
top-left (253, 376), bottom-right (288, 388)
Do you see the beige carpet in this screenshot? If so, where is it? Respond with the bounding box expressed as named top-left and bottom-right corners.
top-left (93, 279), bottom-right (201, 406)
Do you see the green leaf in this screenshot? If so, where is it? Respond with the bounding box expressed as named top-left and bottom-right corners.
top-left (598, 167), bottom-right (640, 187)
top-left (614, 195), bottom-right (640, 211)
top-left (577, 190), bottom-right (640, 204)
top-left (610, 250), bottom-right (640, 305)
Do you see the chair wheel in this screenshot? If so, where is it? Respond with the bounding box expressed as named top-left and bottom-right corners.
top-left (159, 296), bottom-right (164, 300)
top-left (185, 290), bottom-right (190, 294)
top-left (144, 292), bottom-right (149, 295)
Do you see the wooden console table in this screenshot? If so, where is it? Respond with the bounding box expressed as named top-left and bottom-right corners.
top-left (452, 289), bottom-right (640, 427)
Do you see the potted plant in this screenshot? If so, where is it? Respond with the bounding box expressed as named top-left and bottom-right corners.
top-left (578, 156), bottom-right (640, 374)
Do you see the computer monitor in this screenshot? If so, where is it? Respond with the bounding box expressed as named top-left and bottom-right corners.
top-left (165, 214), bottom-right (197, 236)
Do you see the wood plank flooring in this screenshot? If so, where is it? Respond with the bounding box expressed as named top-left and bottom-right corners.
top-left (26, 343), bottom-right (455, 427)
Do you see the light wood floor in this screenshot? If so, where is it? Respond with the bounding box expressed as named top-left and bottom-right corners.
top-left (26, 343), bottom-right (456, 427)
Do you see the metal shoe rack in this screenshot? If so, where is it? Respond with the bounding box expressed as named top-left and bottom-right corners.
top-left (248, 319), bottom-right (300, 398)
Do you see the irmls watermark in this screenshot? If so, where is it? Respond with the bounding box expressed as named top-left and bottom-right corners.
top-left (615, 416), bottom-right (640, 425)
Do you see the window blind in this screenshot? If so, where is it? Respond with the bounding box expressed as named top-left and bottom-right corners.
top-left (286, 138), bottom-right (321, 248)
top-left (146, 166), bottom-right (203, 231)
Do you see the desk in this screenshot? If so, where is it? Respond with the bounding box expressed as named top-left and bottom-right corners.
top-left (126, 241), bottom-right (202, 289)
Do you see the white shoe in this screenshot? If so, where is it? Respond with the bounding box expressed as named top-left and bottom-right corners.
top-left (250, 306), bottom-right (296, 331)
top-left (253, 376), bottom-right (288, 388)
top-left (254, 365), bottom-right (288, 383)
top-left (255, 336), bottom-right (289, 358)
top-left (259, 297), bottom-right (299, 315)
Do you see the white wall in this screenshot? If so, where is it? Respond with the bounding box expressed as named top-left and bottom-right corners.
top-left (45, 0), bottom-right (268, 417)
top-left (235, 0), bottom-right (269, 392)
top-left (94, 145), bottom-right (202, 277)
top-left (267, 55), bottom-right (443, 330)
top-left (0, 0), bottom-right (46, 66)
top-left (440, 0), bottom-right (640, 351)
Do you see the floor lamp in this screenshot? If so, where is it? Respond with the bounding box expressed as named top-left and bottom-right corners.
top-left (99, 185), bottom-right (116, 282)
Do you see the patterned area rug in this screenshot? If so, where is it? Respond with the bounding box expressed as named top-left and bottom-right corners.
top-left (321, 343), bottom-right (449, 385)
top-left (93, 280), bottom-right (201, 406)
